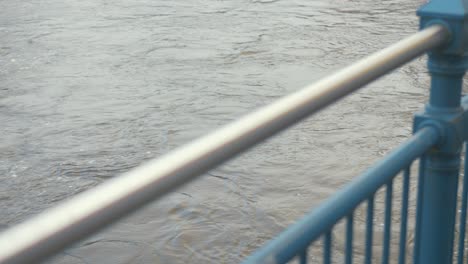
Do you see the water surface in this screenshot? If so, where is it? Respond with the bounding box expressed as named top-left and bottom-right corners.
top-left (0, 0), bottom-right (446, 263)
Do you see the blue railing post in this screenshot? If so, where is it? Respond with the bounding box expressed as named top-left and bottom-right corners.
top-left (415, 1), bottom-right (468, 263)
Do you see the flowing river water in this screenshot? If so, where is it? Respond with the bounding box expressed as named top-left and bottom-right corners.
top-left (1, 0), bottom-right (464, 263)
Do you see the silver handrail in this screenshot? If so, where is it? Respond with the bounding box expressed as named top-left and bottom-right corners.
top-left (0, 25), bottom-right (449, 264)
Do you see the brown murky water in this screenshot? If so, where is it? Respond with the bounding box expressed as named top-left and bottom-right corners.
top-left (0, 0), bottom-right (459, 263)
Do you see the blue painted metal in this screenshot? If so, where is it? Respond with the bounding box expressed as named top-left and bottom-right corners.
top-left (365, 197), bottom-right (374, 264)
top-left (299, 249), bottom-right (307, 264)
top-left (382, 181), bottom-right (393, 264)
top-left (457, 145), bottom-right (468, 264)
top-left (418, 0), bottom-right (468, 56)
top-left (324, 231), bottom-right (332, 264)
top-left (413, 156), bottom-right (426, 264)
top-left (415, 143), bottom-right (461, 264)
top-left (345, 214), bottom-right (353, 264)
top-left (243, 3), bottom-right (468, 264)
top-left (414, 1), bottom-right (468, 262)
top-left (398, 167), bottom-right (410, 264)
top-left (243, 127), bottom-right (439, 263)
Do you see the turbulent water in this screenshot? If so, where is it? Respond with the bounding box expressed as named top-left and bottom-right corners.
top-left (0, 0), bottom-right (459, 263)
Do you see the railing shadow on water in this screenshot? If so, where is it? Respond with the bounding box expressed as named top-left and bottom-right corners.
top-left (1, 0), bottom-right (468, 263)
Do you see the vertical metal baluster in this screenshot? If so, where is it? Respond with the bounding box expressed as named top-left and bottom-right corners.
top-left (346, 213), bottom-right (354, 264)
top-left (413, 156), bottom-right (426, 264)
top-left (365, 196), bottom-right (374, 264)
top-left (299, 248), bottom-right (308, 264)
top-left (324, 231), bottom-right (332, 264)
top-left (399, 167), bottom-right (411, 264)
top-left (382, 181), bottom-right (393, 264)
top-left (458, 144), bottom-right (468, 264)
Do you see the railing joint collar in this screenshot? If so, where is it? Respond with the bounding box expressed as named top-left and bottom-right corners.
top-left (413, 106), bottom-right (466, 155)
top-left (418, 0), bottom-right (468, 56)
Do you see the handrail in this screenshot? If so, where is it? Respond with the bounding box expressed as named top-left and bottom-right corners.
top-left (243, 126), bottom-right (440, 263)
top-left (0, 25), bottom-right (449, 264)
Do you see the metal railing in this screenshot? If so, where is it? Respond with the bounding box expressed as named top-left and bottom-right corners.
top-left (1, 0), bottom-right (467, 263)
top-left (244, 127), bottom-right (440, 264)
